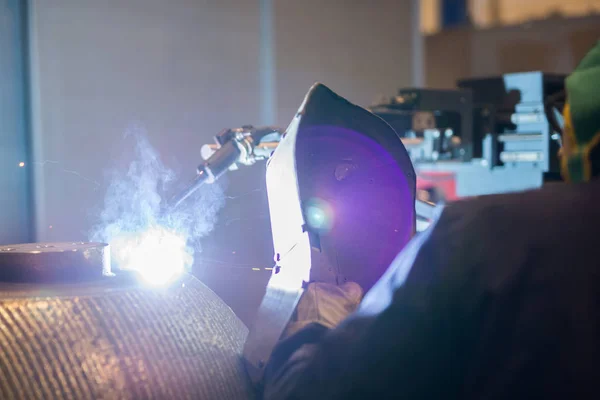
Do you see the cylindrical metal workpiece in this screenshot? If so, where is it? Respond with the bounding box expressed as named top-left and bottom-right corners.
top-left (0, 242), bottom-right (110, 283)
top-left (0, 244), bottom-right (251, 399)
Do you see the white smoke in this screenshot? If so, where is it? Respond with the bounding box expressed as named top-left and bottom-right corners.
top-left (90, 128), bottom-right (225, 284)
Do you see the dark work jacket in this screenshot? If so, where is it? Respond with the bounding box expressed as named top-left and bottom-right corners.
top-left (263, 179), bottom-right (600, 399)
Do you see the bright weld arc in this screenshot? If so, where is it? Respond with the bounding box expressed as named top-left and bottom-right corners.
top-left (111, 226), bottom-right (192, 286)
top-left (90, 132), bottom-right (226, 287)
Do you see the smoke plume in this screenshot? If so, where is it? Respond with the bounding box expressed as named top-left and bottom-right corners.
top-left (90, 128), bottom-right (225, 284)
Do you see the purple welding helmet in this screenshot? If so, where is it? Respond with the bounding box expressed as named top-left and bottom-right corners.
top-left (266, 83), bottom-right (416, 292)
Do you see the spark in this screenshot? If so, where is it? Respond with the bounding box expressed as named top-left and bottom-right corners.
top-left (195, 256), bottom-right (260, 266)
top-left (223, 213), bottom-right (269, 226)
top-left (18, 162), bottom-right (25, 167)
top-left (33, 160), bottom-right (101, 189)
top-left (225, 188), bottom-right (264, 200)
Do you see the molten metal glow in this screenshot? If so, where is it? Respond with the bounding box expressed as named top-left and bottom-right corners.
top-left (110, 226), bottom-right (192, 286)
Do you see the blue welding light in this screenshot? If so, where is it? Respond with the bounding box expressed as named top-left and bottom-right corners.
top-left (305, 198), bottom-right (333, 232)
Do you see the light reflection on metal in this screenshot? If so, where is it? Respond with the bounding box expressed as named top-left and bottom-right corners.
top-left (0, 273), bottom-right (251, 398)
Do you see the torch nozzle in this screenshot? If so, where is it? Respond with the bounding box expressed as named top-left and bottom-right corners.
top-left (162, 137), bottom-right (243, 215)
top-left (163, 170), bottom-right (211, 215)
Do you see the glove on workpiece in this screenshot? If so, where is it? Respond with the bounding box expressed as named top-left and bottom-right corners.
top-left (283, 281), bottom-right (363, 339)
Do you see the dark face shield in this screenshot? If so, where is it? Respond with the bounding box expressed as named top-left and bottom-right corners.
top-left (266, 83), bottom-right (416, 293)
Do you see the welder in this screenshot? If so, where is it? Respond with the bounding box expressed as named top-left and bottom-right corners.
top-left (260, 41), bottom-right (600, 399)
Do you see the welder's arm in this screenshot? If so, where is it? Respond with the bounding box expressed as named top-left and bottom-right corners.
top-left (261, 282), bottom-right (364, 398)
top-left (262, 206), bottom-right (484, 400)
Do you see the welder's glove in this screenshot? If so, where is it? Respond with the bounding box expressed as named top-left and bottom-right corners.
top-left (283, 281), bottom-right (363, 339)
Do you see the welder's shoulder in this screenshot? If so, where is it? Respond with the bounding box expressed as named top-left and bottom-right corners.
top-left (434, 181), bottom-right (600, 249)
top-left (409, 183), bottom-right (598, 292)
top-left (431, 183), bottom-right (600, 262)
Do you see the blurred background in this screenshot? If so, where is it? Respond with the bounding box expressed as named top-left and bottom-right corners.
top-left (1, 0), bottom-right (599, 326)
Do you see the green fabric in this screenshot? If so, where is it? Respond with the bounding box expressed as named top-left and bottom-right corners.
top-left (566, 154), bottom-right (585, 183)
top-left (565, 40), bottom-right (600, 144)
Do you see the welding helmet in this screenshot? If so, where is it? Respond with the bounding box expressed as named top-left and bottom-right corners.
top-left (266, 83), bottom-right (416, 292)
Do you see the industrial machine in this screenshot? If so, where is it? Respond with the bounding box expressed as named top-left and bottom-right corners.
top-left (371, 71), bottom-right (566, 202)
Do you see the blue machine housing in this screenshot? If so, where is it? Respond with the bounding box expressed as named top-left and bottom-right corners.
top-left (371, 71), bottom-right (566, 198)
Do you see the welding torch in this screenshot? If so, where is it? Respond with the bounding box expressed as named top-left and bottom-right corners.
top-left (164, 126), bottom-right (283, 213)
top-left (164, 126), bottom-right (437, 230)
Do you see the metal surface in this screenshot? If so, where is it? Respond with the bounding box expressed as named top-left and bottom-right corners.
top-left (0, 272), bottom-right (252, 399)
top-left (0, 242), bottom-right (110, 283)
top-left (244, 82), bottom-right (416, 383)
